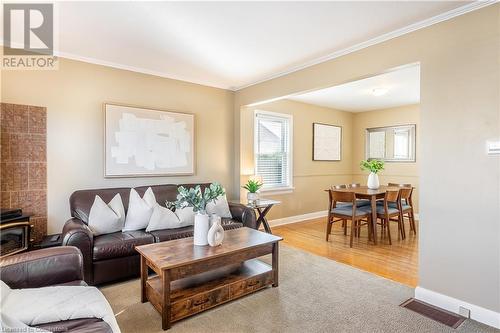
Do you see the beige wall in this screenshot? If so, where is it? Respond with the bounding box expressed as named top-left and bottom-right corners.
top-left (1, 58), bottom-right (235, 233)
top-left (235, 4), bottom-right (500, 317)
top-left (352, 105), bottom-right (420, 212)
top-left (240, 99), bottom-right (353, 220)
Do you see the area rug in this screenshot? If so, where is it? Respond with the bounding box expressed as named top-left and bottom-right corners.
top-left (100, 245), bottom-right (498, 333)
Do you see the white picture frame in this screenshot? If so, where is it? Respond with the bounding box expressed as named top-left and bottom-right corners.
top-left (104, 103), bottom-right (195, 177)
top-left (313, 123), bottom-right (342, 161)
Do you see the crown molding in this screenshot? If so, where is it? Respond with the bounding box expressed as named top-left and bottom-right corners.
top-left (56, 51), bottom-right (230, 90)
top-left (233, 0), bottom-right (497, 91)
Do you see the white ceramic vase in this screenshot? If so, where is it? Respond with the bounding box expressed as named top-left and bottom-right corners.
top-left (367, 172), bottom-right (380, 189)
top-left (208, 215), bottom-right (224, 247)
top-left (247, 192), bottom-right (259, 204)
top-left (193, 212), bottom-right (209, 246)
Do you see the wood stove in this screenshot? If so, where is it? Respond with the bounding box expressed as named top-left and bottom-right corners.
top-left (0, 208), bottom-right (32, 258)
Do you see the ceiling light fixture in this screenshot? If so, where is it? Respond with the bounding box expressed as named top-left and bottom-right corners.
top-left (372, 88), bottom-right (388, 96)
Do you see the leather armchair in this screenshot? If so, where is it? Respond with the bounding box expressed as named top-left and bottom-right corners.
top-left (0, 246), bottom-right (84, 289)
top-left (0, 247), bottom-right (114, 333)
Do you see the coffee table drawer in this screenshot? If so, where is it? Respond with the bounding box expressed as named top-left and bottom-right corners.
top-left (229, 271), bottom-right (273, 298)
top-left (171, 286), bottom-right (229, 321)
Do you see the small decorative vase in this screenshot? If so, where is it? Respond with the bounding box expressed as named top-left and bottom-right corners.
top-left (193, 212), bottom-right (209, 246)
top-left (207, 215), bottom-right (224, 247)
top-left (367, 172), bottom-right (380, 189)
top-left (247, 192), bottom-right (259, 204)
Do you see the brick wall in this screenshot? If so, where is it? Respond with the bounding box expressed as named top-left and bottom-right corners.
top-left (0, 103), bottom-right (47, 243)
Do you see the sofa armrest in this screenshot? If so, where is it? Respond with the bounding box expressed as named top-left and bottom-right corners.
top-left (229, 202), bottom-right (257, 229)
top-left (0, 246), bottom-right (84, 289)
top-left (62, 218), bottom-right (94, 284)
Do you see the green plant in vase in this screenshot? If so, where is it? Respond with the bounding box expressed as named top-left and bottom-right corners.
top-left (176, 182), bottom-right (225, 246)
top-left (242, 179), bottom-right (263, 203)
top-left (360, 159), bottom-right (384, 189)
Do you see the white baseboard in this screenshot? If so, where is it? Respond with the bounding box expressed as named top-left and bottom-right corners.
top-left (415, 286), bottom-right (500, 329)
top-left (266, 211), bottom-right (419, 228)
top-left (268, 210), bottom-right (328, 227)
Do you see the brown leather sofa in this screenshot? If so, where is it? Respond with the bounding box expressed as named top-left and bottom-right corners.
top-left (0, 246), bottom-right (113, 333)
top-left (62, 183), bottom-right (257, 285)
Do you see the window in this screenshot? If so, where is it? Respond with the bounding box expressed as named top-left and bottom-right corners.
top-left (366, 124), bottom-right (416, 162)
top-left (254, 111), bottom-right (293, 191)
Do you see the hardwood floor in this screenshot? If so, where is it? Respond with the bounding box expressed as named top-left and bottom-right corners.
top-left (272, 217), bottom-right (418, 287)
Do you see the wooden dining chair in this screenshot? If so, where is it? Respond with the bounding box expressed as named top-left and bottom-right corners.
top-left (327, 187), bottom-right (348, 234)
top-left (376, 189), bottom-right (403, 244)
top-left (347, 183), bottom-right (371, 207)
top-left (387, 183), bottom-right (416, 235)
top-left (398, 187), bottom-right (416, 235)
top-left (327, 190), bottom-right (372, 247)
top-left (329, 184), bottom-right (369, 234)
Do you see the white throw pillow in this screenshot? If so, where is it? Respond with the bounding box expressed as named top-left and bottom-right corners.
top-left (206, 195), bottom-right (232, 218)
top-left (122, 188), bottom-right (154, 231)
top-left (2, 285), bottom-right (120, 333)
top-left (175, 207), bottom-right (195, 226)
top-left (1, 281), bottom-right (11, 305)
top-left (144, 190), bottom-right (184, 231)
top-left (88, 194), bottom-right (125, 236)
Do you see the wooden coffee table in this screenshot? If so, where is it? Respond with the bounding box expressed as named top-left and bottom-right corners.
top-left (135, 227), bottom-right (282, 330)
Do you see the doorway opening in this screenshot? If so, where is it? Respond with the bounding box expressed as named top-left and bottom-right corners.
top-left (239, 63), bottom-right (421, 287)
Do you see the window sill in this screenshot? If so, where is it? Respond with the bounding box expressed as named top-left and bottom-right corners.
top-left (259, 187), bottom-right (295, 195)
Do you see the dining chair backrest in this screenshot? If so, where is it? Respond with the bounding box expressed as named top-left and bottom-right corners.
top-left (348, 183), bottom-right (361, 188)
top-left (384, 189), bottom-right (400, 203)
top-left (329, 190), bottom-right (356, 206)
top-left (399, 187), bottom-right (413, 205)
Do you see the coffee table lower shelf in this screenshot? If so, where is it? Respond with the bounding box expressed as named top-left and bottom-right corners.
top-left (145, 259), bottom-right (273, 324)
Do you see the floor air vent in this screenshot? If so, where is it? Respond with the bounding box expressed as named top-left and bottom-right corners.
top-left (400, 298), bottom-right (466, 329)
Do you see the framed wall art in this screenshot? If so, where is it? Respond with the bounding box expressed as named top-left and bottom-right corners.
top-left (104, 103), bottom-right (195, 177)
top-left (312, 122), bottom-right (341, 161)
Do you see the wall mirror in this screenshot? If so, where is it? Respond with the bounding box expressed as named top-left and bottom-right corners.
top-left (366, 124), bottom-right (416, 162)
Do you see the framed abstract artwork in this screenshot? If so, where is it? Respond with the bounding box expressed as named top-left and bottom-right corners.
top-left (312, 123), bottom-right (342, 161)
top-left (104, 103), bottom-right (195, 177)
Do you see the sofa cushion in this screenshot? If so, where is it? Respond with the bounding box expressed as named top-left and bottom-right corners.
top-left (149, 219), bottom-right (243, 243)
top-left (93, 230), bottom-right (154, 261)
top-left (122, 188), bottom-right (154, 232)
top-left (206, 195), bottom-right (232, 218)
top-left (88, 194), bottom-right (125, 236)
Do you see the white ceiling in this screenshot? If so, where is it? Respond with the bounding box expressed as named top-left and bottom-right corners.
top-left (48, 1), bottom-right (481, 90)
top-left (289, 65), bottom-right (420, 112)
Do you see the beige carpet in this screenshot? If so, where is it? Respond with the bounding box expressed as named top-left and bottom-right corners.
top-left (100, 245), bottom-right (498, 333)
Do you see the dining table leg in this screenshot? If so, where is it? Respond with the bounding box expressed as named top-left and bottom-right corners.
top-left (371, 196), bottom-right (378, 245)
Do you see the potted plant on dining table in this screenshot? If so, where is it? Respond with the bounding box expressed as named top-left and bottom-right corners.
top-left (360, 159), bottom-right (385, 189)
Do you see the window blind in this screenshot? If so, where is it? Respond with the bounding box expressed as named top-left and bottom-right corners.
top-left (254, 112), bottom-right (291, 189)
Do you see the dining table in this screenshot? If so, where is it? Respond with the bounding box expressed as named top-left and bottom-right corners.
top-left (325, 185), bottom-right (400, 245)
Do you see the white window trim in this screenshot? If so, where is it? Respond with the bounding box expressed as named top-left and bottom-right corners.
top-left (254, 110), bottom-right (293, 193)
